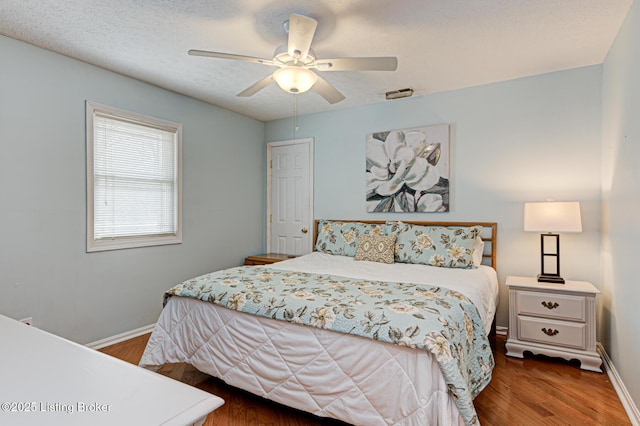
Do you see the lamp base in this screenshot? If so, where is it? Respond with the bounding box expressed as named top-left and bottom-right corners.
top-left (537, 274), bottom-right (565, 284)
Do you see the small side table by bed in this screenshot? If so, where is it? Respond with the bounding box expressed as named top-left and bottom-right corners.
top-left (505, 275), bottom-right (602, 372)
top-left (0, 314), bottom-right (224, 425)
top-left (244, 253), bottom-right (296, 265)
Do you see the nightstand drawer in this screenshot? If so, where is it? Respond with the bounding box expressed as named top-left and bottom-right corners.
top-left (516, 291), bottom-right (585, 322)
top-left (517, 316), bottom-right (586, 350)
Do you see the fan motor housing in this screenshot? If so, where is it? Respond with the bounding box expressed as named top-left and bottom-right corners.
top-left (273, 46), bottom-right (316, 66)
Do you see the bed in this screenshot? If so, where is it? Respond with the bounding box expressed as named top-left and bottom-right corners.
top-left (140, 220), bottom-right (498, 425)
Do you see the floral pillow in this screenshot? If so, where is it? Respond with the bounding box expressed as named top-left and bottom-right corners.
top-left (387, 221), bottom-right (481, 268)
top-left (315, 220), bottom-right (386, 257)
top-left (354, 234), bottom-right (396, 264)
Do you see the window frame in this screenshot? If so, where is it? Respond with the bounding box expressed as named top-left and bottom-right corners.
top-left (86, 101), bottom-right (183, 252)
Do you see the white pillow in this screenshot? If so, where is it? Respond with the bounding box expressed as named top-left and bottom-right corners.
top-left (472, 237), bottom-right (485, 266)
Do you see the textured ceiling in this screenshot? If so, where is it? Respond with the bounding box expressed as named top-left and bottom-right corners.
top-left (0, 0), bottom-right (633, 121)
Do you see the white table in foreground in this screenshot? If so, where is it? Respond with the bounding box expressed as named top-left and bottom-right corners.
top-left (0, 314), bottom-right (224, 425)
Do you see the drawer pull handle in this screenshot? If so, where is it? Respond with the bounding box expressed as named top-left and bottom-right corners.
top-left (541, 301), bottom-right (559, 310)
top-left (541, 328), bottom-right (559, 336)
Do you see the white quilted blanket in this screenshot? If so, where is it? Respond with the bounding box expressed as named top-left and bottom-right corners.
top-left (140, 253), bottom-right (498, 425)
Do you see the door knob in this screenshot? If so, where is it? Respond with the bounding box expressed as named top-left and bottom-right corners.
top-left (301, 228), bottom-right (308, 233)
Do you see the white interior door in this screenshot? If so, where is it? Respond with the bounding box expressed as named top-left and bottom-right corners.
top-left (268, 139), bottom-right (313, 255)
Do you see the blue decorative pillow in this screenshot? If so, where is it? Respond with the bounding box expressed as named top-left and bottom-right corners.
top-left (315, 220), bottom-right (386, 257)
top-left (387, 221), bottom-right (481, 268)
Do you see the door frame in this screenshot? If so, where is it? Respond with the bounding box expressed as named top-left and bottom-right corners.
top-left (266, 138), bottom-right (314, 254)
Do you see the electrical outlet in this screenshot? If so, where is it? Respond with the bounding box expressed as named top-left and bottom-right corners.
top-left (19, 317), bottom-right (33, 326)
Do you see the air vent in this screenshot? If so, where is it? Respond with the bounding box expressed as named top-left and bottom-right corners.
top-left (385, 88), bottom-right (414, 100)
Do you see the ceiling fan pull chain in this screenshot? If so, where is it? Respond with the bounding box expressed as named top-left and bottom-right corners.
top-left (293, 94), bottom-right (300, 138)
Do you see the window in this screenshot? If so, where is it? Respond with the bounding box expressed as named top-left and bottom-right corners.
top-left (86, 101), bottom-right (182, 252)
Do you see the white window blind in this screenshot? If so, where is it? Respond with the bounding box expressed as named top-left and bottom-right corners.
top-left (87, 102), bottom-right (182, 252)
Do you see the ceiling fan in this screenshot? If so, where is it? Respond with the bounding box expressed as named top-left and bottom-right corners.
top-left (188, 13), bottom-right (398, 104)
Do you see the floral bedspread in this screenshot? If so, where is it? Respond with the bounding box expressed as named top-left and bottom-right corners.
top-left (164, 266), bottom-right (494, 425)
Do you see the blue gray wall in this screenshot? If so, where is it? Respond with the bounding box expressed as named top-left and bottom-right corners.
top-left (0, 35), bottom-right (265, 343)
top-left (602, 0), bottom-right (640, 413)
top-left (265, 66), bottom-right (603, 331)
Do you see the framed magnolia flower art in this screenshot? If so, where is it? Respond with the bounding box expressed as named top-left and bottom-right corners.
top-left (366, 124), bottom-right (450, 212)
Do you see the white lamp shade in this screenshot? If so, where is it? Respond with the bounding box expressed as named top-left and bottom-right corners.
top-left (273, 67), bottom-right (317, 94)
top-left (524, 201), bottom-right (582, 232)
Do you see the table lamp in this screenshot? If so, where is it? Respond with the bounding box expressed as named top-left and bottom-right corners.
top-left (524, 201), bottom-right (582, 284)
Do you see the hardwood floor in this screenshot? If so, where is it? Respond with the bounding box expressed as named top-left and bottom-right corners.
top-left (99, 334), bottom-right (630, 425)
top-left (475, 337), bottom-right (629, 426)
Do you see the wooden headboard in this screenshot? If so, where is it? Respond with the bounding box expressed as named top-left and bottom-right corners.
top-left (313, 220), bottom-right (497, 270)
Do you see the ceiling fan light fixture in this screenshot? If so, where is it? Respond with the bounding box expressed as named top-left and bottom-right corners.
top-left (273, 67), bottom-right (317, 94)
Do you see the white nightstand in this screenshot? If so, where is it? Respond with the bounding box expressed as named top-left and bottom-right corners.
top-left (505, 275), bottom-right (602, 372)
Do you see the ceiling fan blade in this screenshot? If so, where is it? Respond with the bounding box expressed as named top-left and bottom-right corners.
top-left (287, 14), bottom-right (318, 60)
top-left (315, 57), bottom-right (398, 71)
top-left (188, 49), bottom-right (274, 66)
top-left (237, 75), bottom-right (275, 97)
top-left (312, 74), bottom-right (345, 104)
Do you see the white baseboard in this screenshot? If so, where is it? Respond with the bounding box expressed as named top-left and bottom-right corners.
top-left (597, 343), bottom-right (640, 426)
top-left (85, 323), bottom-right (156, 350)
top-left (495, 325), bottom-right (508, 336)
